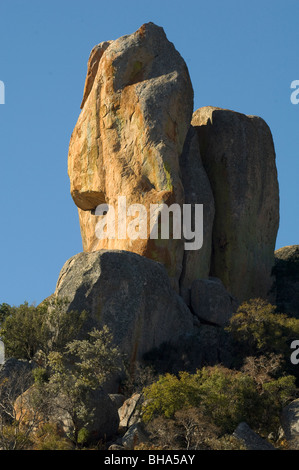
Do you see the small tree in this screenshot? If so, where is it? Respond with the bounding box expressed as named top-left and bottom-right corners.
top-left (0, 303), bottom-right (12, 326)
top-left (0, 365), bottom-right (50, 450)
top-left (40, 297), bottom-right (87, 356)
top-left (142, 365), bottom-right (297, 436)
top-left (144, 408), bottom-right (245, 450)
top-left (0, 298), bottom-right (87, 361)
top-left (0, 303), bottom-right (45, 360)
top-left (36, 326), bottom-right (122, 445)
top-left (226, 298), bottom-right (299, 361)
top-left (142, 371), bottom-right (200, 423)
top-left (241, 354), bottom-right (283, 390)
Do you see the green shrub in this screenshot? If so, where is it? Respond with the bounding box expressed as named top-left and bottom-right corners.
top-left (226, 298), bottom-right (299, 362)
top-left (33, 423), bottom-right (74, 450)
top-left (0, 302), bottom-right (45, 360)
top-left (33, 367), bottom-right (49, 385)
top-left (40, 326), bottom-right (122, 446)
top-left (0, 303), bottom-right (12, 325)
top-left (142, 365), bottom-right (296, 436)
top-left (0, 297), bottom-right (87, 360)
top-left (77, 427), bottom-right (90, 445)
top-left (142, 371), bottom-right (200, 422)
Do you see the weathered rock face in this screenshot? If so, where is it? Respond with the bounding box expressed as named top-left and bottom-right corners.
top-left (54, 250), bottom-right (195, 383)
top-left (192, 106), bottom-right (280, 302)
top-left (179, 126), bottom-right (215, 299)
top-left (143, 325), bottom-right (234, 375)
top-left (68, 22), bottom-right (194, 282)
top-left (232, 422), bottom-right (275, 450)
top-left (118, 393), bottom-right (142, 429)
top-left (120, 422), bottom-right (149, 450)
top-left (281, 398), bottom-right (299, 449)
top-left (14, 386), bottom-right (119, 442)
top-left (191, 278), bottom-right (238, 326)
top-left (273, 245), bottom-right (299, 317)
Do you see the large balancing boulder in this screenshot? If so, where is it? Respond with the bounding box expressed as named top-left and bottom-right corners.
top-left (68, 23), bottom-right (194, 283)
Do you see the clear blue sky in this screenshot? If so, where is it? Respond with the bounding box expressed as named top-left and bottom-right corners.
top-left (0, 0), bottom-right (298, 306)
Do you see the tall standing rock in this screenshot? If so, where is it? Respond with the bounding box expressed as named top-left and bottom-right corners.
top-left (192, 106), bottom-right (280, 302)
top-left (68, 23), bottom-right (194, 283)
top-left (179, 125), bottom-right (215, 299)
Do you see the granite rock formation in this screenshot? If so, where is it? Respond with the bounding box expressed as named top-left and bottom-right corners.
top-left (191, 277), bottom-right (238, 326)
top-left (54, 249), bottom-right (195, 384)
top-left (68, 25), bottom-right (280, 303)
top-left (273, 245), bottom-right (299, 317)
top-left (192, 106), bottom-right (280, 301)
top-left (68, 22), bottom-right (194, 285)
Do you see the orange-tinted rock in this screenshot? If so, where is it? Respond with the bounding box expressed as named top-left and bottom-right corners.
top-left (68, 23), bottom-right (194, 281)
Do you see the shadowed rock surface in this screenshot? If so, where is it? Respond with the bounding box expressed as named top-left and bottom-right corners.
top-left (233, 422), bottom-right (275, 450)
top-left (191, 278), bottom-right (238, 326)
top-left (179, 126), bottom-right (215, 299)
top-left (54, 250), bottom-right (195, 383)
top-left (272, 245), bottom-right (299, 317)
top-left (192, 106), bottom-right (280, 302)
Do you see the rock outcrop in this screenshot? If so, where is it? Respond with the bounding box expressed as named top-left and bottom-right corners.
top-left (67, 24), bottom-right (280, 304)
top-left (191, 278), bottom-right (238, 326)
top-left (1, 23), bottom-right (288, 451)
top-left (120, 422), bottom-right (149, 450)
top-left (281, 398), bottom-right (299, 449)
top-left (192, 106), bottom-right (280, 302)
top-left (233, 422), bottom-right (275, 450)
top-left (54, 249), bottom-right (195, 385)
top-left (14, 386), bottom-right (119, 442)
top-left (179, 126), bottom-right (215, 299)
top-left (273, 245), bottom-right (299, 317)
top-left (68, 22), bottom-right (194, 284)
top-left (118, 393), bottom-right (142, 429)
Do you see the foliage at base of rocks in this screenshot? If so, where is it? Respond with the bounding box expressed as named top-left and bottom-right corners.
top-left (1, 296), bottom-right (299, 450)
top-left (141, 365), bottom-right (296, 437)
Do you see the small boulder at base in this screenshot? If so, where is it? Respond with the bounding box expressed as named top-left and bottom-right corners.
top-left (118, 393), bottom-right (142, 429)
top-left (233, 422), bottom-right (275, 450)
top-left (121, 423), bottom-right (149, 450)
top-left (191, 278), bottom-right (238, 326)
